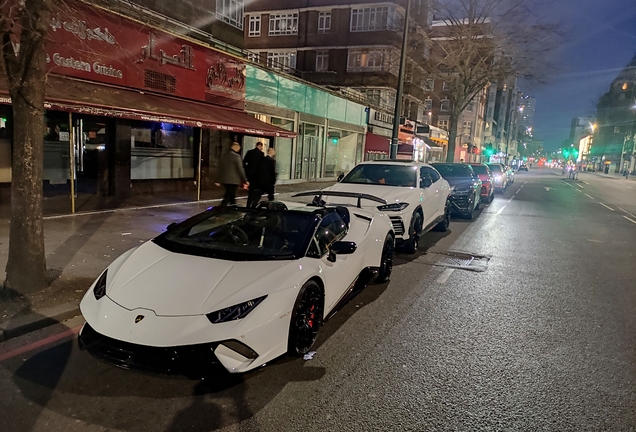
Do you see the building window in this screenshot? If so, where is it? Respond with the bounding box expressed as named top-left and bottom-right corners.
top-left (316, 50), bottom-right (329, 71)
top-left (347, 49), bottom-right (390, 71)
top-left (423, 98), bottom-right (433, 110)
top-left (466, 102), bottom-right (473, 112)
top-left (318, 11), bottom-right (331, 33)
top-left (269, 13), bottom-right (298, 35)
top-left (438, 120), bottom-right (449, 130)
top-left (440, 98), bottom-right (450, 111)
top-left (405, 63), bottom-right (413, 82)
top-left (248, 15), bottom-right (261, 36)
top-left (442, 81), bottom-right (450, 91)
top-left (424, 79), bottom-right (435, 91)
top-left (463, 121), bottom-right (473, 135)
top-left (350, 6), bottom-right (396, 32)
top-left (365, 89), bottom-right (382, 106)
top-left (614, 126), bottom-right (621, 134)
top-left (247, 51), bottom-right (259, 62)
top-left (267, 51), bottom-right (297, 72)
top-left (216, 0), bottom-right (244, 30)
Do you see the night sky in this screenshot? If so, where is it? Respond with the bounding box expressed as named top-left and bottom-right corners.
top-left (525, 0), bottom-right (636, 150)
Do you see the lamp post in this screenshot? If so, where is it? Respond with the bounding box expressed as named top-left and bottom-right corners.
top-left (390, 0), bottom-right (412, 160)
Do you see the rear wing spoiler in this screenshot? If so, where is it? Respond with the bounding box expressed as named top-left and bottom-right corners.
top-left (292, 190), bottom-right (387, 208)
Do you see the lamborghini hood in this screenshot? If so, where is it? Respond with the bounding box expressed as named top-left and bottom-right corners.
top-left (105, 241), bottom-right (291, 317)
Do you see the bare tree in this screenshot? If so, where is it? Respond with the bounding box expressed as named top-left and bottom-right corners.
top-left (425, 0), bottom-right (560, 162)
top-left (0, 0), bottom-right (53, 294)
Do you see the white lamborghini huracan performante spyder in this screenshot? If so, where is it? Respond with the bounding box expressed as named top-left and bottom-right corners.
top-left (79, 194), bottom-right (394, 374)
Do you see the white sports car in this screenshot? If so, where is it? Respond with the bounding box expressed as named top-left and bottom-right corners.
top-left (78, 195), bottom-right (394, 374)
top-left (327, 160), bottom-right (452, 253)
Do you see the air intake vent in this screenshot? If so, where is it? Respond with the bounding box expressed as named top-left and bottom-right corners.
top-left (144, 70), bottom-right (176, 93)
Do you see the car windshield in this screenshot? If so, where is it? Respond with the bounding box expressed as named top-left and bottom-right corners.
top-left (153, 208), bottom-right (318, 261)
top-left (340, 164), bottom-right (417, 187)
top-left (488, 164), bottom-right (503, 173)
top-left (432, 164), bottom-right (474, 178)
top-left (471, 165), bottom-right (489, 175)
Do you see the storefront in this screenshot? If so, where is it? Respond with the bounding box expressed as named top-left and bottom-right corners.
top-left (0, 0), bottom-right (294, 210)
top-left (245, 66), bottom-right (367, 182)
top-left (365, 109), bottom-right (393, 160)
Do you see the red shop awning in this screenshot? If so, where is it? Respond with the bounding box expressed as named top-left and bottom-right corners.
top-left (364, 132), bottom-right (390, 154)
top-left (0, 76), bottom-right (296, 139)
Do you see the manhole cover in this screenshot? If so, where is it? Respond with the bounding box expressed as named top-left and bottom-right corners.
top-left (415, 251), bottom-right (490, 272)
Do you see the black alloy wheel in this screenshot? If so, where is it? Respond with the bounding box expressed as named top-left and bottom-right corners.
top-left (288, 280), bottom-right (323, 356)
top-left (404, 211), bottom-right (423, 254)
top-left (376, 233), bottom-right (395, 283)
top-left (434, 202), bottom-right (451, 232)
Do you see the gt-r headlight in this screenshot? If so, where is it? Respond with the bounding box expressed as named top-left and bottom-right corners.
top-left (377, 202), bottom-right (409, 211)
top-left (206, 296), bottom-right (267, 324)
top-left (93, 270), bottom-right (107, 300)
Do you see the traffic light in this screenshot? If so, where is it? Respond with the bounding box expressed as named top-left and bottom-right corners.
top-left (562, 148), bottom-right (570, 158)
top-left (484, 144), bottom-right (494, 157)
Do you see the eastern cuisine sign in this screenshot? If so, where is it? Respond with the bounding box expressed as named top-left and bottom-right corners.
top-left (43, 0), bottom-right (245, 105)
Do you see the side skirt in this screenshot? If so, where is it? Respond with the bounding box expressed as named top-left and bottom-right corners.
top-left (323, 268), bottom-right (377, 322)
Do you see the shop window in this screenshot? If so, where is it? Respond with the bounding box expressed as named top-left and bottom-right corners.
top-left (131, 122), bottom-right (194, 180)
top-left (269, 13), bottom-right (298, 35)
top-left (318, 12), bottom-right (331, 33)
top-left (216, 0), bottom-right (244, 30)
top-left (325, 128), bottom-right (360, 178)
top-left (248, 15), bottom-right (261, 37)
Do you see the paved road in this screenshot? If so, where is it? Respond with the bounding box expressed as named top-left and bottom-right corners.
top-left (1, 168), bottom-right (635, 431)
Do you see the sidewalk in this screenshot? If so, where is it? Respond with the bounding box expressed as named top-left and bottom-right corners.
top-left (0, 180), bottom-right (334, 341)
top-left (579, 170), bottom-right (636, 181)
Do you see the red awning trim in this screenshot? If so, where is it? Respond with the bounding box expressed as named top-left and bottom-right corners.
top-left (0, 76), bottom-right (296, 139)
top-left (364, 132), bottom-right (390, 153)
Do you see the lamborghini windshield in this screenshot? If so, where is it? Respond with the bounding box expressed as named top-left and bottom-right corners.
top-left (341, 164), bottom-right (417, 187)
top-left (153, 208), bottom-right (318, 261)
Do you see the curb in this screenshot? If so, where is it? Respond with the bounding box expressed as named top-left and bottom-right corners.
top-left (0, 302), bottom-right (81, 342)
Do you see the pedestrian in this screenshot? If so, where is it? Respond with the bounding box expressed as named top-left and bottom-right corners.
top-left (215, 142), bottom-right (248, 206)
top-left (244, 142), bottom-right (265, 207)
top-left (261, 147), bottom-right (278, 201)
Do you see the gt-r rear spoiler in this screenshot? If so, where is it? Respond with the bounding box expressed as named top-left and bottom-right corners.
top-left (293, 190), bottom-right (387, 208)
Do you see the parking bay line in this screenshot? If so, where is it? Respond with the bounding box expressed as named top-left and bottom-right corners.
top-left (496, 205), bottom-right (506, 215)
top-left (577, 184), bottom-right (585, 189)
top-left (436, 268), bottom-right (455, 284)
top-left (599, 202), bottom-right (615, 211)
top-left (585, 193), bottom-right (595, 200)
top-left (582, 180), bottom-right (590, 185)
top-left (623, 215), bottom-right (636, 225)
top-left (618, 207), bottom-right (636, 219)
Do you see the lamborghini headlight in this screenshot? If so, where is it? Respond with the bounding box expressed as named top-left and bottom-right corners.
top-left (93, 270), bottom-right (107, 300)
top-left (377, 202), bottom-right (409, 211)
top-left (206, 296), bottom-right (267, 324)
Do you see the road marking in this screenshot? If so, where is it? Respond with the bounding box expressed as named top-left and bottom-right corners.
top-left (544, 187), bottom-right (552, 191)
top-left (564, 182), bottom-right (574, 188)
top-left (582, 180), bottom-right (589, 185)
top-left (617, 207), bottom-right (636, 219)
top-left (436, 268), bottom-right (455, 284)
top-left (0, 325), bottom-right (83, 362)
top-left (586, 239), bottom-right (603, 243)
top-left (577, 184), bottom-right (585, 189)
top-left (496, 205), bottom-right (506, 215)
top-left (623, 215), bottom-right (636, 225)
top-left (599, 203), bottom-right (615, 211)
top-left (585, 194), bottom-right (595, 200)
top-left (507, 196), bottom-right (515, 203)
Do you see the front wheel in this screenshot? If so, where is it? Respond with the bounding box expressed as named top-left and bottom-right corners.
top-left (288, 280), bottom-right (323, 356)
top-left (376, 233), bottom-right (395, 283)
top-left (404, 212), bottom-right (422, 254)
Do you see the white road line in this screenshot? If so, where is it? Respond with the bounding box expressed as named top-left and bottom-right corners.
top-left (599, 202), bottom-right (615, 211)
top-left (577, 184), bottom-right (585, 189)
top-left (496, 205), bottom-right (506, 215)
top-left (582, 180), bottom-right (589, 185)
top-left (564, 182), bottom-right (574, 188)
top-left (617, 207), bottom-right (636, 219)
top-left (436, 268), bottom-right (455, 284)
top-left (585, 193), bottom-right (595, 200)
top-left (623, 215), bottom-right (636, 225)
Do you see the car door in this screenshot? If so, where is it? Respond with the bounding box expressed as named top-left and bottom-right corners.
top-left (307, 212), bottom-right (362, 313)
top-left (420, 167), bottom-right (442, 220)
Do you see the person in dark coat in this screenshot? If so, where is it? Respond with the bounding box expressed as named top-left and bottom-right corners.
top-left (216, 142), bottom-right (248, 206)
top-left (261, 147), bottom-right (278, 201)
top-left (244, 142), bottom-right (264, 207)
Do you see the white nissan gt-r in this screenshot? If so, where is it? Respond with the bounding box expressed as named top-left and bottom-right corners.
top-left (79, 194), bottom-right (394, 374)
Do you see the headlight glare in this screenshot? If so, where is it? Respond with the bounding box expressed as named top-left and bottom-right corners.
top-left (377, 202), bottom-right (409, 211)
top-left (93, 270), bottom-right (107, 300)
top-left (207, 296), bottom-right (267, 324)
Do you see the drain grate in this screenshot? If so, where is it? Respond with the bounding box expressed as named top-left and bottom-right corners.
top-left (414, 251), bottom-right (490, 272)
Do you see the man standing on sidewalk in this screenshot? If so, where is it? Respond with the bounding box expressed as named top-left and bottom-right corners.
top-left (244, 142), bottom-right (264, 207)
top-left (216, 142), bottom-right (248, 206)
top-left (261, 147), bottom-right (278, 201)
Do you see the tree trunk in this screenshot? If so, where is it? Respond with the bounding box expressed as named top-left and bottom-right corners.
top-left (446, 113), bottom-right (460, 163)
top-left (4, 6), bottom-right (49, 294)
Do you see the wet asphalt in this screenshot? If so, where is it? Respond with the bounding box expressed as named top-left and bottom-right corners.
top-left (0, 168), bottom-right (635, 432)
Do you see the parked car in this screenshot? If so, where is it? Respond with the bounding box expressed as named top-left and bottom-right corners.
top-left (326, 160), bottom-right (451, 253)
top-left (518, 164), bottom-right (529, 171)
top-left (79, 197), bottom-right (395, 374)
top-left (432, 163), bottom-right (482, 220)
top-left (487, 163), bottom-right (508, 192)
top-left (469, 163), bottom-right (495, 203)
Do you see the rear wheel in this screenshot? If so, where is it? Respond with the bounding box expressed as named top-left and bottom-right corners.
top-left (288, 280), bottom-right (323, 356)
top-left (376, 233), bottom-right (395, 283)
top-left (434, 202), bottom-right (451, 232)
top-left (404, 211), bottom-right (422, 254)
